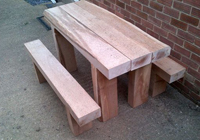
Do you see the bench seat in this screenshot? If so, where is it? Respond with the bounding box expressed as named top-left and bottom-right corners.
top-left (149, 57), bottom-right (186, 97)
top-left (25, 40), bottom-right (101, 135)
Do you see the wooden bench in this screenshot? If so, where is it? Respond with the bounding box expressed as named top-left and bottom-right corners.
top-left (149, 57), bottom-right (186, 97)
top-left (24, 40), bottom-right (101, 136)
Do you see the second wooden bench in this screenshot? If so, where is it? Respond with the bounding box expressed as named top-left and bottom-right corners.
top-left (25, 40), bottom-right (101, 136)
top-left (149, 57), bottom-right (186, 97)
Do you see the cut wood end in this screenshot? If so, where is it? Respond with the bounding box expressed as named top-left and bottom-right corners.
top-left (152, 46), bottom-right (171, 62)
top-left (131, 54), bottom-right (152, 71)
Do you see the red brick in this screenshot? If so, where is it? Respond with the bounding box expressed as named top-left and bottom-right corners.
top-left (162, 22), bottom-right (176, 34)
top-left (99, 3), bottom-right (108, 9)
top-left (103, 0), bottom-right (111, 7)
top-left (157, 0), bottom-right (173, 7)
top-left (108, 6), bottom-right (115, 13)
top-left (184, 80), bottom-right (199, 93)
top-left (148, 16), bottom-right (162, 26)
top-left (131, 14), bottom-right (141, 23)
top-left (168, 33), bottom-right (184, 46)
top-left (156, 12), bottom-right (171, 23)
top-left (169, 56), bottom-right (188, 69)
top-left (173, 81), bottom-right (189, 93)
top-left (182, 56), bottom-right (198, 69)
top-left (116, 0), bottom-right (125, 9)
top-left (173, 1), bottom-right (191, 14)
top-left (171, 18), bottom-right (187, 31)
top-left (191, 7), bottom-right (200, 19)
top-left (190, 91), bottom-right (200, 100)
top-left (184, 42), bottom-right (200, 55)
top-left (195, 80), bottom-right (200, 89)
top-left (121, 9), bottom-right (131, 18)
top-left (164, 7), bottom-right (180, 18)
top-left (188, 25), bottom-right (200, 37)
top-left (135, 23), bottom-right (146, 32)
top-left (143, 6), bottom-right (155, 16)
top-left (115, 5), bottom-right (121, 12)
top-left (177, 30), bottom-right (195, 43)
top-left (171, 50), bottom-right (181, 60)
top-left (195, 38), bottom-right (200, 46)
top-left (150, 1), bottom-right (163, 12)
top-left (141, 19), bottom-right (154, 30)
top-left (147, 29), bottom-right (159, 39)
top-left (126, 5), bottom-right (137, 14)
top-left (160, 36), bottom-right (174, 48)
top-left (131, 1), bottom-right (142, 10)
top-left (180, 13), bottom-right (199, 26)
top-left (188, 68), bottom-right (200, 81)
top-left (115, 10), bottom-right (124, 18)
top-left (93, 0), bottom-right (100, 6)
top-left (154, 26), bottom-right (168, 37)
top-left (122, 0), bottom-right (130, 5)
top-left (136, 10), bottom-right (148, 20)
top-left (124, 17), bottom-right (135, 24)
top-left (191, 53), bottom-right (200, 65)
top-left (138, 0), bottom-right (149, 6)
top-left (183, 0), bottom-right (200, 8)
top-left (174, 44), bottom-right (191, 57)
top-left (107, 0), bottom-right (115, 4)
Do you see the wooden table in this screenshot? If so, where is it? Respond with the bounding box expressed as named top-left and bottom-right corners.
top-left (44, 0), bottom-right (171, 122)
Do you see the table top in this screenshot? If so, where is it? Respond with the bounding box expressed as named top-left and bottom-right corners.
top-left (44, 0), bottom-right (171, 79)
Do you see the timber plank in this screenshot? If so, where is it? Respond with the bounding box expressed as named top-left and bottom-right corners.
top-left (43, 7), bottom-right (131, 79)
top-left (153, 57), bottom-right (186, 83)
top-left (25, 40), bottom-right (101, 126)
top-left (91, 64), bottom-right (118, 122)
top-left (75, 1), bottom-right (171, 63)
top-left (61, 3), bottom-right (152, 70)
top-left (128, 64), bottom-right (152, 108)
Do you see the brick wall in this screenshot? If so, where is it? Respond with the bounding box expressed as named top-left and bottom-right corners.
top-left (89, 0), bottom-right (200, 104)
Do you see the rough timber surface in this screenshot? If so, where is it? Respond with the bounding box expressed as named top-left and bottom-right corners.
top-left (43, 0), bottom-right (171, 78)
top-left (69, 1), bottom-right (170, 69)
top-left (24, 40), bottom-right (101, 126)
top-left (43, 7), bottom-right (131, 80)
top-left (153, 57), bottom-right (186, 83)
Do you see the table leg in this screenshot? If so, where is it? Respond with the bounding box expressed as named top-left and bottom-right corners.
top-left (66, 107), bottom-right (92, 136)
top-left (128, 64), bottom-right (152, 108)
top-left (52, 28), bottom-right (77, 72)
top-left (33, 63), bottom-right (46, 83)
top-left (91, 64), bottom-right (118, 122)
top-left (149, 72), bottom-right (167, 97)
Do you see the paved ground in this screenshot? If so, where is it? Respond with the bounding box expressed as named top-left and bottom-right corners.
top-left (0, 0), bottom-right (199, 140)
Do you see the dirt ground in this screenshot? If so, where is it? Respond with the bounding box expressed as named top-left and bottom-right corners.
top-left (0, 0), bottom-right (199, 140)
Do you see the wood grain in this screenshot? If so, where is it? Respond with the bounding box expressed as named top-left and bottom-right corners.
top-left (61, 3), bottom-right (152, 70)
top-left (91, 64), bottom-right (118, 122)
top-left (74, 1), bottom-right (171, 65)
top-left (43, 7), bottom-right (131, 80)
top-left (149, 71), bottom-right (167, 97)
top-left (54, 29), bottom-right (77, 72)
top-left (153, 57), bottom-right (186, 83)
top-left (25, 40), bottom-right (101, 126)
top-left (128, 64), bottom-right (152, 108)
top-left (66, 107), bottom-right (92, 136)
top-left (149, 57), bottom-right (186, 97)
top-left (33, 63), bottom-right (46, 83)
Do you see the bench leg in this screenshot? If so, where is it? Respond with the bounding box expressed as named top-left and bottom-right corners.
top-left (33, 64), bottom-right (46, 83)
top-left (66, 107), bottom-right (92, 136)
top-left (149, 72), bottom-right (167, 97)
top-left (91, 64), bottom-right (118, 122)
top-left (52, 28), bottom-right (77, 72)
top-left (128, 64), bottom-right (152, 108)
